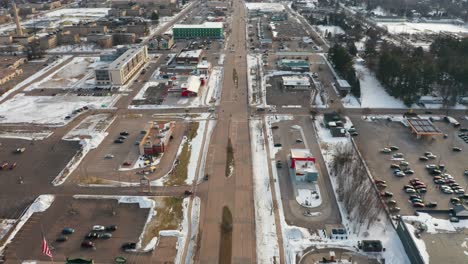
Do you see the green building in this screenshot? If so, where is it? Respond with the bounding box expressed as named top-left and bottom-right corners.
top-left (172, 22), bottom-right (224, 39)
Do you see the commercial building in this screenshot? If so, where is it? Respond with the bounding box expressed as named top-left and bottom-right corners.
top-left (176, 49), bottom-right (204, 64)
top-left (172, 22), bottom-right (224, 39)
top-left (139, 122), bottom-right (175, 156)
top-left (95, 45), bottom-right (149, 86)
top-left (336, 79), bottom-right (351, 96)
top-left (277, 59), bottom-right (310, 72)
top-left (290, 149), bottom-right (318, 182)
top-left (281, 75), bottom-right (311, 90)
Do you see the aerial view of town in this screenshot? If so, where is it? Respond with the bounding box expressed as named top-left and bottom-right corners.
top-left (0, 0), bottom-right (467, 263)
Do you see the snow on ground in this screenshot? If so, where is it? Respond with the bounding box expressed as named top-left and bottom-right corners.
top-left (186, 121), bottom-right (205, 185)
top-left (341, 94), bottom-right (360, 108)
top-left (0, 219), bottom-right (15, 241)
top-left (183, 197), bottom-right (201, 264)
top-left (0, 195), bottom-right (55, 254)
top-left (0, 56), bottom-right (71, 102)
top-left (316, 25), bottom-right (345, 36)
top-left (218, 54), bottom-right (225, 65)
top-left (403, 213), bottom-right (468, 233)
top-left (45, 8), bottom-right (110, 18)
top-left (134, 81), bottom-right (160, 100)
top-left (204, 67), bottom-right (224, 106)
top-left (26, 57), bottom-right (98, 90)
top-left (0, 130), bottom-right (52, 140)
top-left (53, 114), bottom-right (115, 186)
top-left (351, 62), bottom-right (406, 108)
top-left (372, 6), bottom-right (391, 16)
top-left (0, 93), bottom-right (119, 126)
top-left (313, 115), bottom-right (410, 264)
top-left (247, 54), bottom-right (262, 106)
top-left (378, 22), bottom-right (468, 34)
top-left (249, 118), bottom-right (280, 263)
top-left (296, 187), bottom-right (322, 208)
top-left (245, 3), bottom-right (285, 12)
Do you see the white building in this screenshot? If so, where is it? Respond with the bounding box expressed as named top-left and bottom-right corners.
top-left (282, 75), bottom-right (311, 90)
top-left (95, 45), bottom-right (149, 86)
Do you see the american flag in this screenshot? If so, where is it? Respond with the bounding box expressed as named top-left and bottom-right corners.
top-left (42, 236), bottom-right (53, 258)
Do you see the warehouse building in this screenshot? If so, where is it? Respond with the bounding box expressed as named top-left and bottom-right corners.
top-left (281, 75), bottom-right (311, 90)
top-left (95, 45), bottom-right (149, 86)
top-left (277, 59), bottom-right (310, 72)
top-left (172, 22), bottom-right (224, 39)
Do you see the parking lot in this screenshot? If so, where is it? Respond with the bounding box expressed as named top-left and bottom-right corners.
top-left (352, 116), bottom-right (468, 215)
top-left (4, 197), bottom-right (152, 263)
top-left (266, 75), bottom-right (312, 107)
top-left (70, 116), bottom-right (187, 183)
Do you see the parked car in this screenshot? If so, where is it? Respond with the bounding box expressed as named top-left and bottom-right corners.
top-left (425, 202), bottom-right (438, 208)
top-left (451, 197), bottom-right (461, 205)
top-left (122, 161), bottom-right (131, 166)
top-left (389, 146), bottom-right (399, 151)
top-left (405, 188), bottom-right (416, 193)
top-left (104, 154), bottom-right (114, 159)
top-left (56, 235), bottom-right (68, 242)
top-left (92, 225), bottom-right (105, 231)
top-left (380, 148), bottom-right (391, 153)
top-left (390, 164), bottom-right (401, 169)
top-left (419, 156), bottom-right (429, 161)
top-left (271, 125), bottom-right (279, 129)
top-left (118, 136), bottom-right (127, 140)
top-left (434, 179), bottom-right (445, 184)
top-left (386, 200), bottom-right (397, 206)
top-left (120, 131), bottom-right (130, 136)
top-left (106, 225), bottom-right (118, 232)
top-left (114, 139), bottom-right (124, 144)
top-left (452, 147), bottom-right (462, 152)
top-left (98, 233), bottom-right (112, 239)
top-left (417, 188), bottom-right (427, 193)
top-left (394, 171), bottom-right (405, 177)
top-left (404, 169), bottom-right (414, 175)
top-left (121, 242), bottom-right (137, 250)
top-left (381, 191), bottom-right (393, 197)
top-left (81, 240), bottom-right (95, 248)
top-left (412, 202), bottom-right (425, 208)
top-left (425, 164), bottom-right (437, 170)
top-left (184, 190), bottom-right (194, 196)
top-left (62, 228), bottom-right (75, 235)
top-left (409, 178), bottom-right (421, 184)
top-left (454, 189), bottom-right (465, 194)
top-left (86, 232), bottom-right (99, 239)
top-left (376, 183), bottom-right (387, 188)
top-left (375, 179), bottom-right (386, 184)
top-left (426, 154), bottom-right (437, 159)
top-left (389, 207), bottom-right (401, 213)
top-left (393, 153), bottom-right (404, 158)
top-left (409, 194), bottom-right (421, 200)
top-left (442, 188), bottom-right (454, 194)
top-left (400, 161), bottom-right (409, 167)
top-left (449, 217), bottom-right (460, 223)
top-left (274, 143), bottom-right (282, 147)
top-left (411, 198), bottom-right (423, 204)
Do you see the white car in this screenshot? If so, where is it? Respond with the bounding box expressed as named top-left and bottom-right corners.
top-left (104, 154), bottom-right (114, 159)
top-left (380, 148), bottom-right (391, 153)
top-left (405, 188), bottom-right (416, 193)
top-left (442, 188), bottom-right (454, 194)
top-left (92, 225), bottom-right (105, 231)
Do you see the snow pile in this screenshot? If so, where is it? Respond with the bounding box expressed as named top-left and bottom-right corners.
top-left (0, 219), bottom-right (15, 241)
top-left (0, 93), bottom-right (119, 126)
top-left (247, 54), bottom-right (262, 105)
top-left (0, 195), bottom-right (55, 254)
top-left (0, 130), bottom-right (52, 140)
top-left (352, 62), bottom-right (406, 108)
top-left (218, 54), bottom-right (225, 65)
top-left (296, 188), bottom-right (322, 208)
top-left (249, 118), bottom-right (280, 263)
top-left (403, 213), bottom-right (468, 233)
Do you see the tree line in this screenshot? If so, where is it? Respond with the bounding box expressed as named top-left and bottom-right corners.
top-left (365, 37), bottom-right (468, 106)
top-left (328, 44), bottom-right (361, 97)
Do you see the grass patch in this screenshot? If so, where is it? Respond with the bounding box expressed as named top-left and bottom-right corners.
top-left (225, 138), bottom-right (234, 177)
top-left (142, 197), bottom-right (184, 247)
top-left (79, 176), bottom-right (105, 185)
top-left (187, 122), bottom-right (199, 141)
top-left (166, 142), bottom-right (191, 186)
top-left (219, 206), bottom-right (233, 264)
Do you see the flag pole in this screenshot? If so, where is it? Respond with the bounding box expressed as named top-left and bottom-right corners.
top-left (40, 223), bottom-right (55, 264)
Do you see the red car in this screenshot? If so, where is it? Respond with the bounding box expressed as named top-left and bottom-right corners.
top-left (9, 162), bottom-right (16, 170)
top-left (413, 202), bottom-right (425, 208)
top-left (0, 163), bottom-right (8, 170)
top-left (122, 161), bottom-right (131, 166)
top-left (375, 179), bottom-right (386, 184)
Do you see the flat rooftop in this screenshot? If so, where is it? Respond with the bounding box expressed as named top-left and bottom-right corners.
top-left (173, 22), bottom-right (223, 29)
top-left (407, 118), bottom-right (442, 135)
top-left (178, 49), bottom-right (203, 59)
top-left (282, 76), bottom-right (310, 86)
top-left (109, 46), bottom-right (145, 70)
top-left (291, 148), bottom-right (313, 159)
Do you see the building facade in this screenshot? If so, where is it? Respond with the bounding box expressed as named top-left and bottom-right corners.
top-left (95, 45), bottom-right (149, 86)
top-left (173, 22), bottom-right (224, 39)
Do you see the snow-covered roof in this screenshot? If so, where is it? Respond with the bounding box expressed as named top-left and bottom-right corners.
top-left (291, 149), bottom-right (313, 159)
top-left (282, 76), bottom-right (310, 87)
top-left (295, 160), bottom-right (317, 174)
top-left (336, 79), bottom-right (351, 88)
top-left (178, 49), bottom-right (203, 59)
top-left (173, 22), bottom-right (223, 29)
top-left (183, 75), bottom-right (201, 94)
top-left (245, 3), bottom-right (285, 13)
top-left (197, 61), bottom-right (211, 69)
